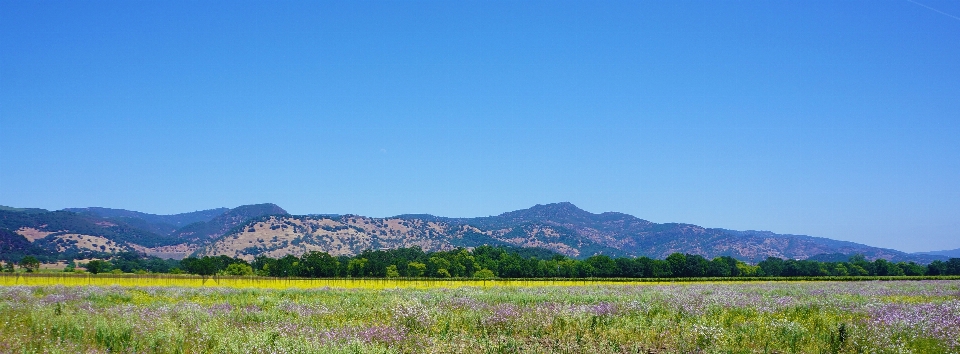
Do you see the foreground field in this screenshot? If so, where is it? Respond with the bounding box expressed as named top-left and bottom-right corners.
top-left (0, 274), bottom-right (671, 289)
top-left (1, 281), bottom-right (958, 353)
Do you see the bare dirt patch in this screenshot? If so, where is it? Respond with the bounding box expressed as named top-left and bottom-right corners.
top-left (15, 227), bottom-right (57, 242)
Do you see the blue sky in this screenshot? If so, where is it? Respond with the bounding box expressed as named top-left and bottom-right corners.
top-left (2, 0), bottom-right (959, 252)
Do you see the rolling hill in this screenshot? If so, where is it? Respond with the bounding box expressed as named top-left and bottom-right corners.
top-left (915, 248), bottom-right (960, 258)
top-left (63, 207), bottom-right (228, 236)
top-left (0, 204), bottom-right (286, 261)
top-left (194, 202), bottom-right (945, 263)
top-left (0, 202), bottom-right (948, 263)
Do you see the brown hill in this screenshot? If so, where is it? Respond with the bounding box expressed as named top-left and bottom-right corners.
top-left (195, 203), bottom-right (942, 263)
top-left (0, 202), bottom-right (945, 263)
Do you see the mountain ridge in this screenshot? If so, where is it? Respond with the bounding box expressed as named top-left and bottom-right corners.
top-left (194, 202), bottom-right (945, 263)
top-left (915, 247), bottom-right (960, 258)
top-left (0, 203), bottom-right (287, 261)
top-left (63, 207), bottom-right (230, 236)
top-left (0, 202), bottom-right (949, 263)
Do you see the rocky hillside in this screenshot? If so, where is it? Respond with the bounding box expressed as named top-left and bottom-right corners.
top-left (195, 202), bottom-right (944, 263)
top-left (170, 204), bottom-right (288, 244)
top-left (0, 204), bottom-right (287, 261)
top-left (0, 202), bottom-right (945, 263)
top-left (196, 215), bottom-right (453, 260)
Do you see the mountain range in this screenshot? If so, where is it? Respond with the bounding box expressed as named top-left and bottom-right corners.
top-left (0, 202), bottom-right (950, 263)
top-left (0, 203), bottom-right (286, 260)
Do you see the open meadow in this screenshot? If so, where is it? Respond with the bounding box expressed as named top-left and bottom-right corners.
top-left (1, 277), bottom-right (959, 353)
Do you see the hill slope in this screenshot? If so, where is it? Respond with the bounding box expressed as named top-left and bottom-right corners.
top-left (0, 204), bottom-right (287, 261)
top-left (0, 202), bottom-right (944, 263)
top-left (171, 203), bottom-right (288, 243)
top-left (0, 209), bottom-right (180, 248)
top-left (915, 248), bottom-right (960, 258)
top-left (63, 207), bottom-right (228, 227)
top-left (196, 202), bottom-right (942, 263)
top-left (63, 207), bottom-right (228, 235)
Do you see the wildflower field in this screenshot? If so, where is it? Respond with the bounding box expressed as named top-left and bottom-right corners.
top-left (1, 279), bottom-right (959, 353)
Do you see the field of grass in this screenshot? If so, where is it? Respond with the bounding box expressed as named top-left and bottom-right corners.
top-left (1, 278), bottom-right (958, 353)
top-left (5, 273), bottom-right (959, 289)
top-left (0, 274), bottom-right (682, 289)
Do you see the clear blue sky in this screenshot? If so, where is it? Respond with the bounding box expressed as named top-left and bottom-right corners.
top-left (2, 1), bottom-right (959, 252)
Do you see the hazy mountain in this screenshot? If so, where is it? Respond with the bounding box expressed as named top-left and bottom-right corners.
top-left (915, 248), bottom-right (960, 258)
top-left (63, 207), bottom-right (228, 235)
top-left (0, 205), bottom-right (49, 214)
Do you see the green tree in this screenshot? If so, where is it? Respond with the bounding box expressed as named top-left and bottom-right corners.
top-left (181, 257), bottom-right (217, 276)
top-left (585, 255), bottom-right (617, 277)
top-left (847, 263), bottom-right (869, 276)
top-left (758, 257), bottom-right (785, 277)
top-left (274, 255), bottom-right (300, 277)
top-left (557, 259), bottom-right (578, 278)
top-left (615, 257), bottom-right (642, 277)
top-left (849, 255), bottom-right (875, 275)
top-left (872, 259), bottom-right (904, 276)
top-left (898, 262), bottom-right (925, 276)
top-left (635, 257), bottom-right (654, 277)
top-left (450, 249), bottom-right (476, 277)
top-left (223, 263), bottom-right (254, 276)
top-left (347, 258), bottom-right (368, 277)
top-left (833, 263), bottom-right (849, 276)
top-left (651, 259), bottom-right (673, 277)
top-left (708, 257), bottom-right (732, 277)
top-left (407, 261), bottom-right (426, 277)
top-left (474, 268), bottom-right (496, 279)
top-left (429, 256), bottom-right (451, 277)
top-left (1, 261), bottom-right (13, 273)
top-left (385, 265), bottom-right (400, 278)
top-left (85, 260), bottom-right (110, 274)
top-left (497, 252), bottom-right (523, 277)
top-left (299, 251), bottom-right (340, 277)
top-left (684, 254), bottom-right (710, 277)
top-left (947, 258), bottom-right (960, 275)
top-left (19, 256), bottom-right (40, 273)
top-left (736, 262), bottom-right (759, 277)
top-left (666, 253), bottom-right (687, 277)
top-left (574, 261), bottom-right (596, 277)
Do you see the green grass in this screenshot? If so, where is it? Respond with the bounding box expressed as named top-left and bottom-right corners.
top-left (1, 280), bottom-right (958, 353)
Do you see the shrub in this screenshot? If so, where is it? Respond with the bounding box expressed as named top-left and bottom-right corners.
top-left (474, 269), bottom-right (496, 279)
top-left (85, 260), bottom-right (110, 274)
top-left (385, 265), bottom-right (400, 278)
top-left (223, 263), bottom-right (254, 276)
top-left (19, 256), bottom-right (40, 273)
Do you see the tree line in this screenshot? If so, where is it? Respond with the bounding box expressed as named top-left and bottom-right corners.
top-left (176, 246), bottom-right (960, 278)
top-left (4, 246), bottom-right (960, 278)
top-left (0, 252), bottom-right (178, 274)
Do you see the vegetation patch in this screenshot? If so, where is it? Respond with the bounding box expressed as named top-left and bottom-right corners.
top-left (1, 281), bottom-right (958, 353)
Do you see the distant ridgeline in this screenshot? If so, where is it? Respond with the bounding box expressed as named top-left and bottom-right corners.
top-left (0, 202), bottom-right (951, 267)
top-left (4, 246), bottom-right (959, 279)
top-left (0, 203), bottom-right (288, 262)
